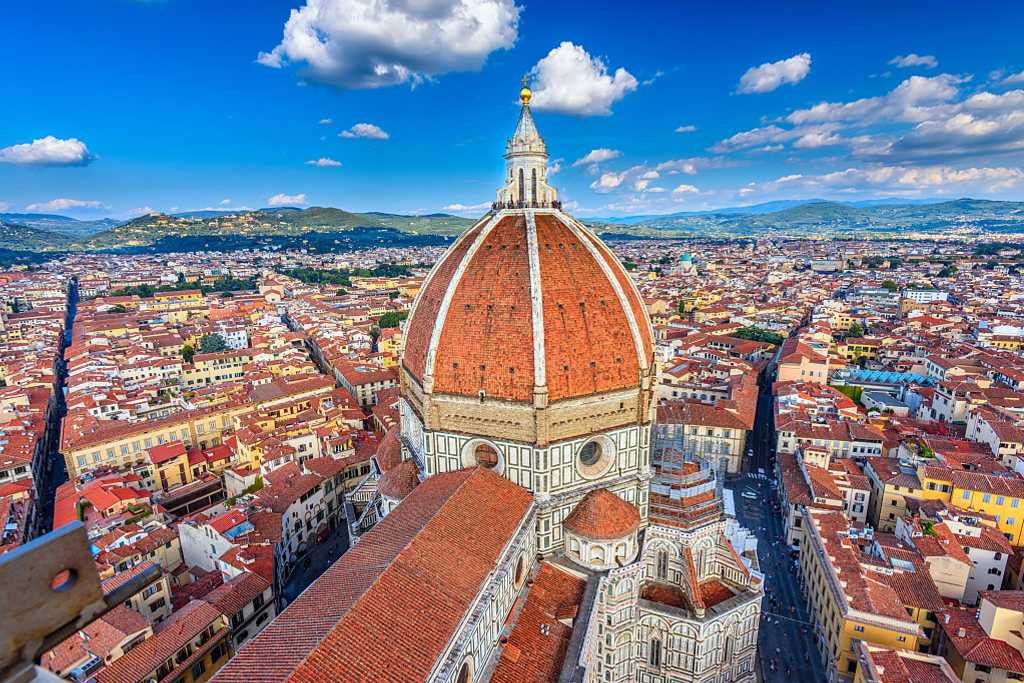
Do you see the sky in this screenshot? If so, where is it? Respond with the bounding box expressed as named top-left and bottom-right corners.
top-left (2, 0), bottom-right (1024, 219)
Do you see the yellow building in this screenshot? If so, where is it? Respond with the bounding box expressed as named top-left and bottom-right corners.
top-left (919, 466), bottom-right (1024, 545)
top-left (801, 509), bottom-right (924, 680)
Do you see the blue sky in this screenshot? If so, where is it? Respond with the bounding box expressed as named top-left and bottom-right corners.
top-left (2, 0), bottom-right (1024, 219)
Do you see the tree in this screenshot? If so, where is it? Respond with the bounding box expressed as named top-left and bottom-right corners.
top-left (198, 333), bottom-right (228, 354)
top-left (938, 264), bottom-right (958, 278)
top-left (846, 322), bottom-right (864, 338)
top-left (879, 280), bottom-right (898, 292)
top-left (378, 311), bottom-right (409, 329)
top-left (181, 344), bottom-right (196, 364)
top-left (110, 304), bottom-right (128, 313)
top-left (335, 288), bottom-right (348, 296)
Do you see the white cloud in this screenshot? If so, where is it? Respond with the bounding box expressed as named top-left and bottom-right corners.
top-left (590, 171), bottom-right (627, 192)
top-left (889, 54), bottom-right (938, 69)
top-left (257, 0), bottom-right (520, 89)
top-left (548, 158), bottom-right (563, 175)
top-left (1004, 71), bottom-right (1024, 85)
top-left (339, 123), bottom-right (389, 140)
top-left (306, 157), bottom-right (343, 167)
top-left (0, 136), bottom-right (94, 166)
top-left (671, 184), bottom-right (699, 195)
top-left (219, 198), bottom-right (232, 205)
top-left (737, 53), bottom-right (811, 94)
top-left (267, 193), bottom-right (307, 206)
top-left (572, 148), bottom-right (621, 168)
top-left (743, 164), bottom-right (1024, 198)
top-left (675, 124), bottom-right (697, 133)
top-left (793, 129), bottom-right (843, 149)
top-left (319, 118), bottom-right (333, 125)
top-left (443, 201), bottom-right (490, 212)
top-left (25, 198), bottom-right (105, 212)
top-left (0, 202), bottom-right (10, 212)
top-left (528, 42), bottom-right (637, 116)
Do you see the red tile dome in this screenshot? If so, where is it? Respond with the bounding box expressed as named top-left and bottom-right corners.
top-left (378, 458), bottom-right (419, 500)
top-left (403, 210), bottom-right (653, 404)
top-left (563, 488), bottom-right (641, 540)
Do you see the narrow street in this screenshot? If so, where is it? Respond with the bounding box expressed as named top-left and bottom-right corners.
top-left (730, 354), bottom-right (825, 682)
top-left (279, 525), bottom-right (350, 606)
top-left (31, 276), bottom-right (76, 538)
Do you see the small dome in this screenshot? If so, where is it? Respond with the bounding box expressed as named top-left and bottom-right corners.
top-left (378, 459), bottom-right (419, 500)
top-left (564, 489), bottom-right (641, 540)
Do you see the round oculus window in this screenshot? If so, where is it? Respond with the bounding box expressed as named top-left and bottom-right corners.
top-left (579, 441), bottom-right (601, 466)
top-left (474, 443), bottom-right (499, 469)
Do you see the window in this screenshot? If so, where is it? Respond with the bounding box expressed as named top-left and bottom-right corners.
top-left (474, 443), bottom-right (499, 469)
top-left (456, 659), bottom-right (473, 683)
top-left (656, 550), bottom-right (668, 580)
top-left (579, 442), bottom-right (601, 466)
top-left (191, 661), bottom-right (206, 679)
top-left (853, 625), bottom-right (864, 633)
top-left (649, 638), bottom-right (662, 667)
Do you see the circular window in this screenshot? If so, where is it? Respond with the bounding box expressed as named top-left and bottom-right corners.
top-left (474, 444), bottom-right (499, 469)
top-left (514, 555), bottom-right (527, 588)
top-left (579, 441), bottom-right (601, 466)
top-left (576, 438), bottom-right (615, 479)
top-left (456, 658), bottom-right (473, 683)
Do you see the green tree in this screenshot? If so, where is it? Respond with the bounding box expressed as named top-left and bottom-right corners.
top-left (846, 322), bottom-right (864, 338)
top-left (378, 311), bottom-right (409, 329)
top-left (181, 344), bottom-right (196, 363)
top-left (938, 264), bottom-right (958, 278)
top-left (198, 333), bottom-right (228, 354)
top-left (110, 304), bottom-right (128, 313)
top-left (879, 280), bottom-right (898, 292)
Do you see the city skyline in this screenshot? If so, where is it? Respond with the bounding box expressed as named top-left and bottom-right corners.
top-left (3, 0), bottom-right (1024, 220)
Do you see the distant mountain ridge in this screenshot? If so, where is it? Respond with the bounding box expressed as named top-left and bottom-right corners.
top-left (1, 198), bottom-right (1023, 252)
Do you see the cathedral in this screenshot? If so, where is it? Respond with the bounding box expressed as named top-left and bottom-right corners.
top-left (215, 84), bottom-right (763, 683)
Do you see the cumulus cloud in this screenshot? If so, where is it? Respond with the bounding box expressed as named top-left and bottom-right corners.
top-left (889, 54), bottom-right (938, 69)
top-left (339, 123), bottom-right (389, 140)
top-left (0, 202), bottom-right (10, 212)
top-left (548, 158), bottom-right (563, 175)
top-left (590, 170), bottom-right (629, 193)
top-left (528, 42), bottom-right (637, 116)
top-left (572, 148), bottom-right (621, 169)
top-left (1004, 71), bottom-right (1024, 85)
top-left (25, 198), bottom-right (105, 212)
top-left (319, 118), bottom-right (333, 125)
top-left (743, 164), bottom-right (1024, 199)
top-left (442, 201), bottom-right (491, 212)
top-left (675, 124), bottom-right (697, 133)
top-left (0, 136), bottom-right (95, 166)
top-left (737, 53), bottom-right (811, 94)
top-left (219, 198), bottom-right (232, 205)
top-left (671, 184), bottom-right (699, 195)
top-left (267, 193), bottom-right (307, 206)
top-left (793, 129), bottom-right (843, 149)
top-left (257, 0), bottom-right (520, 89)
top-left (306, 157), bottom-right (343, 167)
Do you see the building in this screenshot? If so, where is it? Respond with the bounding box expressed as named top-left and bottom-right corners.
top-left (214, 83), bottom-right (762, 683)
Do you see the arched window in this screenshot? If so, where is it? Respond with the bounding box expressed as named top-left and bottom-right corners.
top-left (649, 638), bottom-right (662, 667)
top-left (456, 660), bottom-right (472, 683)
top-left (474, 443), bottom-right (499, 469)
top-left (514, 555), bottom-right (527, 588)
top-left (579, 441), bottom-right (601, 466)
top-left (531, 168), bottom-right (537, 204)
top-left (656, 550), bottom-right (668, 580)
top-left (518, 168), bottom-right (525, 204)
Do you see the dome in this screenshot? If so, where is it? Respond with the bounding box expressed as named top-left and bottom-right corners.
top-left (563, 488), bottom-right (641, 540)
top-left (403, 211), bottom-right (653, 404)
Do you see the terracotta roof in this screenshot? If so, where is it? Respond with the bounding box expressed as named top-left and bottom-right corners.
top-left (563, 488), bottom-right (640, 540)
top-left (403, 212), bottom-right (652, 403)
top-left (214, 467), bottom-right (533, 683)
top-left (491, 562), bottom-right (587, 683)
top-left (377, 458), bottom-right (419, 500)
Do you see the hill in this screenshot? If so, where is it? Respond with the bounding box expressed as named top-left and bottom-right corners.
top-left (0, 213), bottom-right (119, 237)
top-left (0, 220), bottom-right (74, 250)
top-left (75, 207), bottom-right (475, 249)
